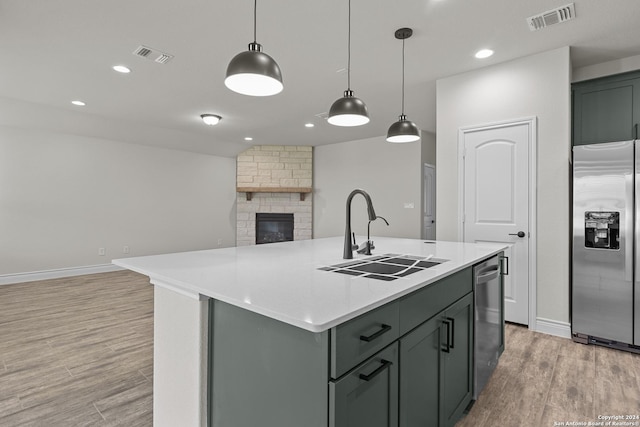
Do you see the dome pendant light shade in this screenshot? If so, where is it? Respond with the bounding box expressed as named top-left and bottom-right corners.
top-left (387, 114), bottom-right (420, 143)
top-left (386, 28), bottom-right (421, 143)
top-left (225, 0), bottom-right (283, 97)
top-left (328, 0), bottom-right (369, 127)
top-left (225, 42), bottom-right (283, 96)
top-left (328, 90), bottom-right (370, 126)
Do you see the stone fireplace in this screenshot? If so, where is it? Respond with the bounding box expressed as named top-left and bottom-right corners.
top-left (236, 145), bottom-right (312, 246)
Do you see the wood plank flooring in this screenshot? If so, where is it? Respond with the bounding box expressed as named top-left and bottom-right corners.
top-left (1, 271), bottom-right (640, 426)
top-left (457, 323), bottom-right (640, 427)
top-left (0, 271), bottom-right (153, 426)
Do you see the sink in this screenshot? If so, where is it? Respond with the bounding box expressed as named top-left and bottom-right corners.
top-left (319, 254), bottom-right (447, 281)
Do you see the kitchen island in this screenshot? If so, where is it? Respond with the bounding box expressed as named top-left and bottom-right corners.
top-left (113, 236), bottom-right (506, 427)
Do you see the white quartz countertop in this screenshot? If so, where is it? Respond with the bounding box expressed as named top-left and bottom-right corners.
top-left (113, 237), bottom-right (506, 333)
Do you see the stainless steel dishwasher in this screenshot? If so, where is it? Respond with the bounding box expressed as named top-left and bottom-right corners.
top-left (473, 255), bottom-right (503, 400)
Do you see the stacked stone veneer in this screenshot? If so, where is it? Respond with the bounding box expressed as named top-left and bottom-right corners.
top-left (236, 145), bottom-right (313, 246)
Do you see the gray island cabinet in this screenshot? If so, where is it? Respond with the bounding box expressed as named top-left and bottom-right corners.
top-left (211, 265), bottom-right (473, 427)
top-left (113, 237), bottom-right (505, 427)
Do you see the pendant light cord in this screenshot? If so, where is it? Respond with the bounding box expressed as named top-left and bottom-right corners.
top-left (253, 0), bottom-right (257, 43)
top-left (401, 38), bottom-right (405, 115)
top-left (347, 0), bottom-right (351, 90)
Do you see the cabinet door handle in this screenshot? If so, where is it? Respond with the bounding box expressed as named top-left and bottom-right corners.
top-left (442, 319), bottom-right (451, 353)
top-left (446, 317), bottom-right (455, 349)
top-left (359, 359), bottom-right (392, 381)
top-left (360, 324), bottom-right (392, 342)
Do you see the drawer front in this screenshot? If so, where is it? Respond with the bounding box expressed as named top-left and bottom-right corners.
top-left (329, 342), bottom-right (399, 427)
top-left (330, 302), bottom-right (399, 379)
top-left (399, 267), bottom-right (472, 336)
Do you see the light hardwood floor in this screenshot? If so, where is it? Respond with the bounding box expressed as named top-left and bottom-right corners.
top-left (457, 323), bottom-right (640, 427)
top-left (1, 271), bottom-right (640, 426)
top-left (0, 271), bottom-right (153, 426)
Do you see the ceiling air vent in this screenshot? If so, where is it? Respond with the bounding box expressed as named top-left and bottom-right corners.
top-left (527, 3), bottom-right (575, 31)
top-left (132, 45), bottom-right (174, 64)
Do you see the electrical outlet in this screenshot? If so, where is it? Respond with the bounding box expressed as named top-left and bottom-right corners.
top-left (123, 245), bottom-right (130, 254)
top-left (217, 239), bottom-right (223, 246)
top-left (98, 248), bottom-right (106, 256)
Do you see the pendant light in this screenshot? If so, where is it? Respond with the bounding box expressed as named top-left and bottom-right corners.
top-left (225, 0), bottom-right (283, 97)
top-left (386, 28), bottom-right (421, 143)
top-left (328, 0), bottom-right (369, 127)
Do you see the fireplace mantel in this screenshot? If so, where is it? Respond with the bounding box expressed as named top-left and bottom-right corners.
top-left (237, 187), bottom-right (313, 201)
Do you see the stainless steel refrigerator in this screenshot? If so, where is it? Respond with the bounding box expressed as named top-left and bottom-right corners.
top-left (572, 140), bottom-right (640, 352)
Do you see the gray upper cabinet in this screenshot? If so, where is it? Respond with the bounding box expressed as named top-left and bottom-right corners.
top-left (573, 72), bottom-right (640, 146)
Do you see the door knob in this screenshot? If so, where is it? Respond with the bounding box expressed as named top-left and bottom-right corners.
top-left (509, 231), bottom-right (526, 238)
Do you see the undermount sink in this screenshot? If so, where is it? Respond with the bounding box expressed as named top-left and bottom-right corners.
top-left (319, 254), bottom-right (447, 281)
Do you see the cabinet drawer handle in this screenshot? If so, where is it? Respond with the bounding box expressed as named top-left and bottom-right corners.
top-left (358, 359), bottom-right (392, 382)
top-left (360, 324), bottom-right (392, 342)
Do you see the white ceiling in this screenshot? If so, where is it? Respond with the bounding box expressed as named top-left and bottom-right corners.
top-left (2, 0), bottom-right (640, 157)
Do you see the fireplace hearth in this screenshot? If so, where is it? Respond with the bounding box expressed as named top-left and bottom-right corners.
top-left (255, 213), bottom-right (294, 245)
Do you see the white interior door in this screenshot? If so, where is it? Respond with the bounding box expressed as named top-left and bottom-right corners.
top-left (423, 164), bottom-right (436, 240)
top-left (462, 121), bottom-right (531, 325)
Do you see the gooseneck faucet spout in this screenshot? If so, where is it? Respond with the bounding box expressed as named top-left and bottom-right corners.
top-left (343, 189), bottom-right (377, 259)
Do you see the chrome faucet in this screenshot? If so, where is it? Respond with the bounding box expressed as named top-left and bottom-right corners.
top-left (343, 189), bottom-right (380, 259)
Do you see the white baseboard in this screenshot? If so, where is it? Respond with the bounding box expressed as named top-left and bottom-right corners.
top-left (0, 264), bottom-right (124, 285)
top-left (534, 317), bottom-right (572, 339)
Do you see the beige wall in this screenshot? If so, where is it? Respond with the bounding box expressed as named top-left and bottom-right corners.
top-left (421, 131), bottom-right (436, 167)
top-left (0, 126), bottom-right (236, 277)
top-left (436, 47), bottom-right (571, 324)
top-left (313, 135), bottom-right (423, 240)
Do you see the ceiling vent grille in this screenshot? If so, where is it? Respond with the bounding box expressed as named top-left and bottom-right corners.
top-left (527, 3), bottom-right (575, 31)
top-left (132, 45), bottom-right (174, 64)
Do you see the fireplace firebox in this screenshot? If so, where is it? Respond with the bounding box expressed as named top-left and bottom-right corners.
top-left (255, 213), bottom-right (294, 245)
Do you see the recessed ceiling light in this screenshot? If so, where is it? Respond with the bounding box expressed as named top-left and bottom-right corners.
top-left (244, 137), bottom-right (253, 141)
top-left (71, 100), bottom-right (86, 106)
top-left (112, 65), bottom-right (131, 73)
top-left (475, 49), bottom-right (494, 59)
top-left (305, 123), bottom-right (315, 128)
top-left (200, 114), bottom-right (222, 126)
